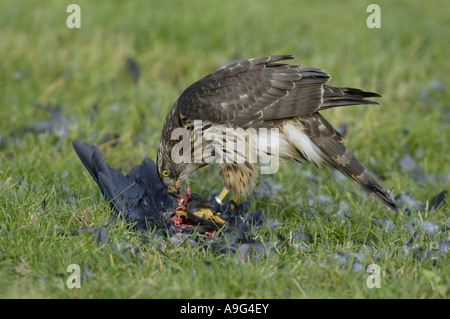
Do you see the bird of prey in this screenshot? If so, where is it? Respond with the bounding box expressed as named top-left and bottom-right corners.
top-left (157, 55), bottom-right (400, 222)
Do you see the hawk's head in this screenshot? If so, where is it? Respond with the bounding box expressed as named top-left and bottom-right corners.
top-left (156, 142), bottom-right (204, 198)
top-left (156, 103), bottom-right (205, 197)
top-left (157, 143), bottom-right (181, 197)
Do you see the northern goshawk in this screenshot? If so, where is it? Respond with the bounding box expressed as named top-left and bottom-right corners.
top-left (157, 55), bottom-right (400, 222)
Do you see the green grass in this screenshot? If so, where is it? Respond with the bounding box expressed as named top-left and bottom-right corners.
top-left (0, 0), bottom-right (449, 298)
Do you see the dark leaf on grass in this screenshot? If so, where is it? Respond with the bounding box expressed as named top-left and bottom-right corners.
top-left (237, 242), bottom-right (272, 262)
top-left (116, 240), bottom-right (140, 259)
top-left (429, 190), bottom-right (447, 210)
top-left (96, 227), bottom-right (109, 245)
top-left (38, 198), bottom-right (46, 215)
top-left (412, 247), bottom-right (440, 261)
top-left (294, 231), bottom-right (314, 244)
top-left (126, 57), bottom-right (140, 84)
top-left (407, 230), bottom-right (419, 246)
top-left (20, 103), bottom-right (74, 138)
top-left (0, 132), bottom-right (6, 148)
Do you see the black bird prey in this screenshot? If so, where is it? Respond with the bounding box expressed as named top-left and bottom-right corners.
top-left (73, 138), bottom-right (174, 230)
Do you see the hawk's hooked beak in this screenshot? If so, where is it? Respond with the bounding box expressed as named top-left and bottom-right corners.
top-left (167, 178), bottom-right (181, 198)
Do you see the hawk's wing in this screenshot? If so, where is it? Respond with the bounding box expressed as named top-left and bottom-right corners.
top-left (177, 55), bottom-right (331, 128)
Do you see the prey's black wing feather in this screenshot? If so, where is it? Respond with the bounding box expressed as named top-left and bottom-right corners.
top-left (73, 139), bottom-right (175, 230)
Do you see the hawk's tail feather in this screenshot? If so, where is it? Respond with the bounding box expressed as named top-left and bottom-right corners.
top-left (309, 132), bottom-right (401, 213)
top-left (321, 85), bottom-right (381, 110)
top-left (336, 164), bottom-right (401, 214)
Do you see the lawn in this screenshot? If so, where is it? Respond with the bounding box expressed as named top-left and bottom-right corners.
top-left (0, 0), bottom-right (449, 299)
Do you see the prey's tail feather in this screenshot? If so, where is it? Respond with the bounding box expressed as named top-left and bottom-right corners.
top-left (320, 85), bottom-right (381, 110)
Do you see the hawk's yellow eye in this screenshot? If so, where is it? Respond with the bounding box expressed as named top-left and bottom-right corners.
top-left (163, 170), bottom-right (170, 177)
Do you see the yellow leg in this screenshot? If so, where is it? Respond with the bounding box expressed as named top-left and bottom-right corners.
top-left (230, 193), bottom-right (239, 209)
top-left (216, 187), bottom-right (229, 202)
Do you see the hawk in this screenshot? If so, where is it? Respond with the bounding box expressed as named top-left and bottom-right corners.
top-left (157, 55), bottom-right (400, 222)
